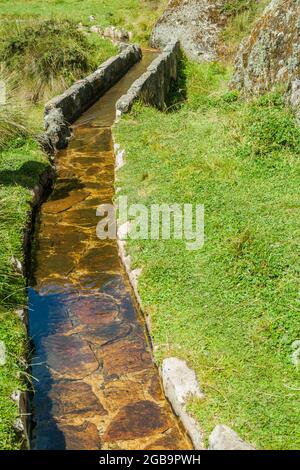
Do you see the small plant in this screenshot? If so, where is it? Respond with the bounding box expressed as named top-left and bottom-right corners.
top-left (221, 89), bottom-right (240, 103)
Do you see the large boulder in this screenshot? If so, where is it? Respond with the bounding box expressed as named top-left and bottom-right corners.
top-left (150, 0), bottom-right (226, 62)
top-left (231, 0), bottom-right (300, 112)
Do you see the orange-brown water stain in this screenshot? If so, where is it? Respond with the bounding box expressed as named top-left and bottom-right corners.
top-left (28, 52), bottom-right (191, 450)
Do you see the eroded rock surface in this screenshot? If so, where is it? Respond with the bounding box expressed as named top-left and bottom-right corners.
top-left (151, 0), bottom-right (227, 62)
top-left (231, 0), bottom-right (300, 114)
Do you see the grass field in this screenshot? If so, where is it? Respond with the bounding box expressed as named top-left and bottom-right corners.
top-left (0, 0), bottom-right (166, 44)
top-left (0, 139), bottom-right (49, 449)
top-left (114, 61), bottom-right (300, 449)
top-left (0, 60), bottom-right (50, 449)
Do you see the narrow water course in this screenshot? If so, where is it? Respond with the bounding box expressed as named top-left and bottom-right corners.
top-left (28, 52), bottom-right (191, 450)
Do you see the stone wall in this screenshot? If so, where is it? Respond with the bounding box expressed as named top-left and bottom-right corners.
top-left (44, 44), bottom-right (142, 151)
top-left (116, 41), bottom-right (180, 116)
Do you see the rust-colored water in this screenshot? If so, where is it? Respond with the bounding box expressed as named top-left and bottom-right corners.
top-left (28, 52), bottom-right (191, 450)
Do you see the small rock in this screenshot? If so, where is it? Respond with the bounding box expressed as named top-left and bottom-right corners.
top-left (131, 268), bottom-right (142, 282)
top-left (129, 268), bottom-right (143, 308)
top-left (88, 15), bottom-right (96, 22)
top-left (209, 424), bottom-right (255, 450)
top-left (145, 315), bottom-right (152, 335)
top-left (116, 29), bottom-right (129, 41)
top-left (0, 341), bottom-right (6, 366)
top-left (13, 417), bottom-right (24, 433)
top-left (90, 25), bottom-right (102, 34)
top-left (9, 256), bottom-right (23, 275)
top-left (44, 107), bottom-right (72, 150)
top-left (162, 357), bottom-right (204, 405)
top-left (103, 26), bottom-right (115, 38)
top-left (30, 184), bottom-right (42, 206)
top-left (116, 148), bottom-right (125, 169)
top-left (118, 42), bottom-right (129, 53)
top-left (15, 308), bottom-right (27, 325)
top-left (289, 79), bottom-right (300, 109)
top-left (11, 390), bottom-right (21, 403)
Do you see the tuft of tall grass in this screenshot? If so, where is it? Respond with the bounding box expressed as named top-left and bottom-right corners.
top-left (0, 19), bottom-right (116, 103)
top-left (0, 71), bottom-right (30, 151)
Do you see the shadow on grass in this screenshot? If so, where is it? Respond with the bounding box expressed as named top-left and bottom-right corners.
top-left (0, 160), bottom-right (85, 196)
top-left (0, 160), bottom-right (48, 189)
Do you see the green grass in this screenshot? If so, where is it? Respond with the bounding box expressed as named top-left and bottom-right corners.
top-left (0, 139), bottom-right (49, 449)
top-left (0, 308), bottom-right (27, 449)
top-left (0, 83), bottom-right (50, 448)
top-left (113, 60), bottom-right (300, 449)
top-left (0, 0), bottom-right (166, 45)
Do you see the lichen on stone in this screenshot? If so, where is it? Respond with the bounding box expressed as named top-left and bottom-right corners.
top-left (231, 0), bottom-right (300, 116)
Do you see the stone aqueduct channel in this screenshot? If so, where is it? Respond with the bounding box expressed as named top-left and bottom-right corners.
top-left (28, 48), bottom-right (191, 450)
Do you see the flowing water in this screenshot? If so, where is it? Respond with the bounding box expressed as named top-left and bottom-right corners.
top-left (28, 52), bottom-right (191, 450)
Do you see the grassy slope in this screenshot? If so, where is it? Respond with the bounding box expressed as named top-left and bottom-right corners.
top-left (0, 140), bottom-right (49, 449)
top-left (114, 62), bottom-right (300, 449)
top-left (0, 0), bottom-right (167, 45)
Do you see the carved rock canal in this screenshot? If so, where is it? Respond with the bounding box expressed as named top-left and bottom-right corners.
top-left (28, 51), bottom-right (191, 450)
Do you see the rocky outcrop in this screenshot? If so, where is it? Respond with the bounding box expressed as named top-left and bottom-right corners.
top-left (151, 0), bottom-right (226, 62)
top-left (231, 0), bottom-right (300, 113)
top-left (44, 44), bottom-right (141, 151)
top-left (116, 41), bottom-right (180, 115)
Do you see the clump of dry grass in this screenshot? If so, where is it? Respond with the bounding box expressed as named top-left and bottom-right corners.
top-left (0, 69), bottom-right (30, 151)
top-left (0, 19), bottom-right (116, 103)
